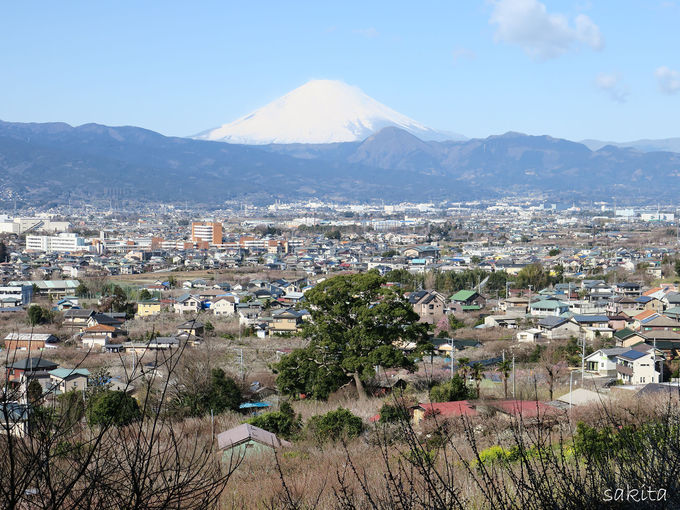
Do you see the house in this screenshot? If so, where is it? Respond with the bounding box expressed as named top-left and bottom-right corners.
top-left (614, 328), bottom-right (647, 347)
top-left (217, 423), bottom-right (291, 457)
top-left (431, 338), bottom-right (482, 356)
top-left (607, 315), bottom-right (630, 331)
top-left (80, 323), bottom-right (124, 350)
top-left (584, 348), bottom-right (628, 376)
top-left (5, 358), bottom-right (59, 393)
top-left (270, 309), bottom-right (304, 335)
top-left (571, 314), bottom-right (613, 340)
top-left (137, 298), bottom-right (162, 317)
top-left (664, 306), bottom-right (680, 320)
top-left (631, 310), bottom-right (660, 331)
top-left (402, 245), bottom-right (440, 259)
top-left (54, 297), bottom-right (79, 311)
top-left (124, 336), bottom-right (180, 353)
top-left (0, 401), bottom-right (30, 437)
top-left (211, 296), bottom-right (236, 316)
top-left (150, 336), bottom-right (180, 350)
top-left (638, 330), bottom-right (680, 352)
top-left (614, 282), bottom-right (641, 297)
top-left (412, 400), bottom-right (477, 426)
top-left (63, 308), bottom-right (95, 331)
top-left (663, 292), bottom-right (680, 309)
top-left (450, 290), bottom-right (486, 308)
top-left (537, 316), bottom-right (580, 340)
top-left (571, 314), bottom-right (610, 329)
top-left (173, 294), bottom-right (202, 315)
top-left (616, 348), bottom-right (662, 385)
top-left (4, 333), bottom-right (59, 351)
top-left (408, 290), bottom-right (447, 324)
top-left (639, 315), bottom-right (680, 333)
top-left (516, 328), bottom-right (546, 343)
top-left (176, 320), bottom-right (204, 338)
top-left (501, 296), bottom-right (530, 314)
top-left (633, 296), bottom-right (664, 313)
top-left (529, 299), bottom-right (569, 317)
top-left (483, 314), bottom-right (522, 328)
top-left (48, 368), bottom-right (90, 394)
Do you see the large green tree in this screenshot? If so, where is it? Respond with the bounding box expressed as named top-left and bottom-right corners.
top-left (274, 271), bottom-right (429, 399)
top-left (173, 368), bottom-right (242, 417)
top-left (27, 305), bottom-right (53, 326)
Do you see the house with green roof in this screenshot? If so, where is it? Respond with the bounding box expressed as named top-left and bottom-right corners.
top-left (613, 328), bottom-right (646, 347)
top-left (49, 368), bottom-right (90, 394)
top-left (529, 299), bottom-right (569, 318)
top-left (450, 290), bottom-right (486, 313)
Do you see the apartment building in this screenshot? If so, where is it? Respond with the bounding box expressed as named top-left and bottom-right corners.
top-left (26, 233), bottom-right (86, 253)
top-left (191, 222), bottom-right (223, 245)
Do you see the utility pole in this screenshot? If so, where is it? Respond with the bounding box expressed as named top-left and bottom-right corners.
top-left (236, 348), bottom-right (244, 380)
top-left (581, 331), bottom-right (586, 387)
top-left (512, 354), bottom-right (516, 399)
top-left (450, 340), bottom-right (455, 379)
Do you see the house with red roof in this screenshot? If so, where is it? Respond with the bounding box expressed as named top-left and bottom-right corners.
top-left (412, 400), bottom-right (478, 425)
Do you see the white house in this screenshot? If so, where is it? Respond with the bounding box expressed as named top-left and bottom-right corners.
top-left (616, 348), bottom-right (662, 385)
top-left (211, 296), bottom-right (236, 316)
top-left (584, 348), bottom-right (628, 376)
top-left (529, 300), bottom-right (569, 318)
top-left (516, 328), bottom-right (545, 343)
top-left (173, 294), bottom-right (202, 315)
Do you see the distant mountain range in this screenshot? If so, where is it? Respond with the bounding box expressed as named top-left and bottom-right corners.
top-left (581, 138), bottom-right (680, 153)
top-left (2, 119), bottom-right (680, 207)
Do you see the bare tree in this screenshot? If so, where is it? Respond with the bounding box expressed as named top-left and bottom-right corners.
top-left (0, 315), bottom-right (242, 510)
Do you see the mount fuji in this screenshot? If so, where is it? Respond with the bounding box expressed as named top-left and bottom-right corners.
top-left (192, 79), bottom-right (463, 144)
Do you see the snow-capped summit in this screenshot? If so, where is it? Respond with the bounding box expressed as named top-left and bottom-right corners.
top-left (192, 79), bottom-right (462, 144)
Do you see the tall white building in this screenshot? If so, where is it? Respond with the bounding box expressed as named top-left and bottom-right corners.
top-left (26, 233), bottom-right (87, 253)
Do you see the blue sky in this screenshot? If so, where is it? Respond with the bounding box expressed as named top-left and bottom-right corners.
top-left (1, 0), bottom-right (679, 141)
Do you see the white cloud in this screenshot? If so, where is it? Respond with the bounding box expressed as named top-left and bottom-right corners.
top-left (595, 72), bottom-right (629, 103)
top-left (655, 66), bottom-right (680, 94)
top-left (489, 0), bottom-right (604, 59)
top-left (452, 47), bottom-right (477, 63)
top-left (354, 27), bottom-right (379, 38)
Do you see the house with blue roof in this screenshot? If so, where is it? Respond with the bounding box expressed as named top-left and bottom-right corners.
top-left (616, 347), bottom-right (662, 385)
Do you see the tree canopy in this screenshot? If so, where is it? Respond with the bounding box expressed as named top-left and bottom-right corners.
top-left (274, 271), bottom-right (429, 399)
top-left (27, 305), bottom-right (53, 326)
top-left (174, 368), bottom-right (242, 417)
top-left (87, 390), bottom-right (141, 427)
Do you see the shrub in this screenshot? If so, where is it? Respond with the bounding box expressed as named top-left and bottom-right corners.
top-left (378, 403), bottom-right (410, 423)
top-left (429, 374), bottom-right (472, 402)
top-left (87, 390), bottom-right (141, 427)
top-left (307, 408), bottom-right (364, 443)
top-left (248, 402), bottom-right (301, 439)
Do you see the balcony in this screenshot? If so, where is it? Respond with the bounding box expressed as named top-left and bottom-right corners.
top-left (617, 364), bottom-right (633, 377)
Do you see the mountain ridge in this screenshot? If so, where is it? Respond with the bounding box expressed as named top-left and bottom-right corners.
top-left (2, 120), bottom-right (680, 206)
